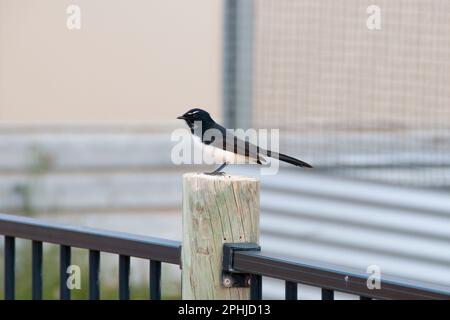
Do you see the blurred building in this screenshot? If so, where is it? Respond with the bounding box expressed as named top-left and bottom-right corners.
top-left (0, 0), bottom-right (222, 124)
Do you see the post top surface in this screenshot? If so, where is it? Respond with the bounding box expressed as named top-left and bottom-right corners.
top-left (183, 172), bottom-right (259, 183)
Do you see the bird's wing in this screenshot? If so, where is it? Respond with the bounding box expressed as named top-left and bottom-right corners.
top-left (202, 124), bottom-right (312, 168)
top-left (203, 126), bottom-right (265, 162)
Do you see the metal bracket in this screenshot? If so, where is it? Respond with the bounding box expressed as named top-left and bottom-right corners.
top-left (222, 242), bottom-right (260, 288)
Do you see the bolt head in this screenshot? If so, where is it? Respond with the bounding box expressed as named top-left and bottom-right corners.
top-left (223, 275), bottom-right (233, 288)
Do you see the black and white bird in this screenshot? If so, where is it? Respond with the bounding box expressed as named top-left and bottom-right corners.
top-left (177, 108), bottom-right (312, 175)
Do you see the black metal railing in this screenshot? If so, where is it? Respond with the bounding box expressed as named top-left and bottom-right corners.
top-left (1, 213), bottom-right (450, 300)
top-left (230, 249), bottom-right (450, 300)
top-left (0, 213), bottom-right (180, 300)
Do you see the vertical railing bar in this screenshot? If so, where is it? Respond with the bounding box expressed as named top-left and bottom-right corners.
top-left (4, 236), bottom-right (15, 300)
top-left (32, 240), bottom-right (43, 300)
top-left (149, 260), bottom-right (161, 300)
top-left (60, 245), bottom-right (71, 300)
top-left (250, 274), bottom-right (262, 300)
top-left (285, 281), bottom-right (298, 300)
top-left (322, 288), bottom-right (335, 300)
top-left (119, 255), bottom-right (130, 300)
top-left (89, 250), bottom-right (100, 300)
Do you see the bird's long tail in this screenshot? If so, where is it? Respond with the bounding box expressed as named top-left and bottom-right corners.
top-left (276, 153), bottom-right (313, 168)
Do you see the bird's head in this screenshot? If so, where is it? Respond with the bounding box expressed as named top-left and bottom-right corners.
top-left (177, 108), bottom-right (214, 132)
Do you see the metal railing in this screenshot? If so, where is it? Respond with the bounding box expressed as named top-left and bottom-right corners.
top-left (0, 213), bottom-right (180, 300)
top-left (1, 213), bottom-right (450, 300)
top-left (231, 250), bottom-right (450, 300)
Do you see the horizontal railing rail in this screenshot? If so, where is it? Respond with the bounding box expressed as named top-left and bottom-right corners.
top-left (0, 213), bottom-right (180, 264)
top-left (231, 250), bottom-right (450, 300)
top-left (2, 213), bottom-right (450, 300)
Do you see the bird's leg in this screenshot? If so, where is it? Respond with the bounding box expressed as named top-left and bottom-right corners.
top-left (204, 162), bottom-right (227, 175)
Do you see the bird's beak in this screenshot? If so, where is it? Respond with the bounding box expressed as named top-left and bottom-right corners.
top-left (177, 115), bottom-right (186, 120)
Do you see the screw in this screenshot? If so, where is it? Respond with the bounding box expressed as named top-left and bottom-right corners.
top-left (245, 276), bottom-right (252, 287)
top-left (222, 275), bottom-right (234, 288)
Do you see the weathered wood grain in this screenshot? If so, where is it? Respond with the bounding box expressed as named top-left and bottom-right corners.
top-left (181, 173), bottom-right (259, 299)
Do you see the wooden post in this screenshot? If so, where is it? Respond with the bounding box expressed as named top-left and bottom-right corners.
top-left (181, 173), bottom-right (259, 299)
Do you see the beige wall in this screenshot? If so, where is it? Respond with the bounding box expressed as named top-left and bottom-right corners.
top-left (0, 0), bottom-right (222, 125)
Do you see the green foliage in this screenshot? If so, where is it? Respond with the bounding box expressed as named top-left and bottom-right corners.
top-left (27, 145), bottom-right (53, 175)
top-left (12, 145), bottom-right (53, 216)
top-left (12, 184), bottom-right (34, 216)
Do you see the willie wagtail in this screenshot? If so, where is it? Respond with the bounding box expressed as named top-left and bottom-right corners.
top-left (177, 108), bottom-right (312, 175)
